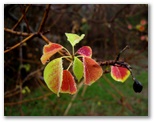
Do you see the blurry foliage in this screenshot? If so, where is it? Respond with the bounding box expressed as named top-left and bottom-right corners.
top-left (4, 4), bottom-right (148, 116)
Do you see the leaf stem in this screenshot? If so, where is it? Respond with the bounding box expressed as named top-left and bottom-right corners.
top-left (72, 46), bottom-right (75, 60)
top-left (67, 62), bottom-right (73, 70)
top-left (63, 47), bottom-right (72, 57)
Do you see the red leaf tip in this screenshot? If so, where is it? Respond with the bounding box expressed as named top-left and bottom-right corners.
top-left (77, 46), bottom-right (92, 57)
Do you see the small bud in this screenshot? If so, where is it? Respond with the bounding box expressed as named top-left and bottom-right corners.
top-left (133, 79), bottom-right (143, 93)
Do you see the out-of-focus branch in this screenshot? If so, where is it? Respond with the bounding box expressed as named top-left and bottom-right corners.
top-left (38, 4), bottom-right (51, 32)
top-left (19, 5), bottom-right (31, 32)
top-left (64, 81), bottom-right (84, 116)
top-left (109, 5), bottom-right (129, 23)
top-left (40, 33), bottom-right (51, 43)
top-left (4, 34), bottom-right (35, 53)
top-left (4, 93), bottom-right (52, 106)
top-left (12, 4), bottom-right (31, 30)
top-left (4, 28), bottom-right (31, 36)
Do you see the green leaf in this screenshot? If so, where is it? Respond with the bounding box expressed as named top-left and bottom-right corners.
top-left (65, 33), bottom-right (85, 47)
top-left (44, 58), bottom-right (63, 97)
top-left (73, 57), bottom-right (83, 82)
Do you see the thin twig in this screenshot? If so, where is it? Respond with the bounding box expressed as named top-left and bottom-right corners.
top-left (38, 4), bottom-right (51, 32)
top-left (19, 5), bottom-right (31, 32)
top-left (4, 28), bottom-right (30, 36)
top-left (109, 5), bottom-right (129, 23)
top-left (22, 67), bottom-right (44, 84)
top-left (40, 33), bottom-right (51, 43)
top-left (63, 81), bottom-right (84, 116)
top-left (12, 4), bottom-right (31, 30)
top-left (4, 93), bottom-right (52, 106)
top-left (103, 75), bottom-right (124, 97)
top-left (115, 45), bottom-right (129, 61)
top-left (4, 33), bottom-right (35, 53)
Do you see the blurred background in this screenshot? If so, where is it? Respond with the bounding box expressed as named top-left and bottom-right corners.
top-left (4, 4), bottom-right (148, 116)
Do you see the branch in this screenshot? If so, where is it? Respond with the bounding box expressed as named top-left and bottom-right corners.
top-left (63, 81), bottom-right (84, 116)
top-left (38, 4), bottom-right (51, 32)
top-left (40, 33), bottom-right (51, 43)
top-left (4, 93), bottom-right (52, 106)
top-left (19, 5), bottom-right (31, 32)
top-left (12, 4), bottom-right (31, 30)
top-left (22, 67), bottom-right (44, 84)
top-left (109, 5), bottom-right (129, 23)
top-left (4, 34), bottom-right (35, 53)
top-left (4, 27), bottom-right (31, 36)
top-left (115, 45), bottom-right (129, 61)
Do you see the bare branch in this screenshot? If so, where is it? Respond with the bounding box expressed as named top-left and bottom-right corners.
top-left (4, 27), bottom-right (30, 36)
top-left (19, 5), bottom-right (31, 32)
top-left (4, 34), bottom-right (35, 53)
top-left (4, 93), bottom-right (52, 106)
top-left (40, 33), bottom-right (51, 43)
top-left (38, 4), bottom-right (51, 32)
top-left (12, 4), bottom-right (31, 30)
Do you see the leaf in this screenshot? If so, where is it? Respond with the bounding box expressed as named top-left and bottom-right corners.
top-left (73, 57), bottom-right (83, 82)
top-left (44, 58), bottom-right (63, 96)
top-left (83, 56), bottom-right (103, 85)
top-left (61, 70), bottom-right (77, 94)
top-left (77, 46), bottom-right (92, 57)
top-left (111, 66), bottom-right (130, 83)
top-left (65, 33), bottom-right (85, 47)
top-left (40, 43), bottom-right (63, 65)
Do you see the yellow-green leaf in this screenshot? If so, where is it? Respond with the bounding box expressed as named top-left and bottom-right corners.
top-left (73, 57), bottom-right (83, 82)
top-left (44, 58), bottom-right (63, 97)
top-left (65, 33), bottom-right (85, 46)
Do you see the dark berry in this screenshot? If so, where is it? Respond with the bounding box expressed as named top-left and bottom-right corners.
top-left (133, 79), bottom-right (143, 93)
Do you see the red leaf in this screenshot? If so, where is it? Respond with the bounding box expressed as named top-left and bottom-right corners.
top-left (77, 46), bottom-right (92, 57)
top-left (40, 43), bottom-right (63, 64)
top-left (61, 70), bottom-right (77, 94)
top-left (83, 57), bottom-right (103, 85)
top-left (111, 66), bottom-right (130, 82)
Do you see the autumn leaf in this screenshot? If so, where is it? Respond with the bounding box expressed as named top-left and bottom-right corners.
top-left (111, 66), bottom-right (130, 83)
top-left (60, 70), bottom-right (77, 94)
top-left (40, 43), bottom-right (63, 65)
top-left (77, 46), bottom-right (92, 57)
top-left (83, 56), bottom-right (103, 85)
top-left (43, 58), bottom-right (63, 97)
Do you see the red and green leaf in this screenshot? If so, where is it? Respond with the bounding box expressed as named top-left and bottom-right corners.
top-left (60, 70), bottom-right (77, 94)
top-left (40, 43), bottom-right (63, 64)
top-left (83, 56), bottom-right (103, 85)
top-left (77, 46), bottom-right (92, 57)
top-left (43, 58), bottom-right (63, 97)
top-left (111, 66), bottom-right (130, 83)
top-left (73, 57), bottom-right (83, 82)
